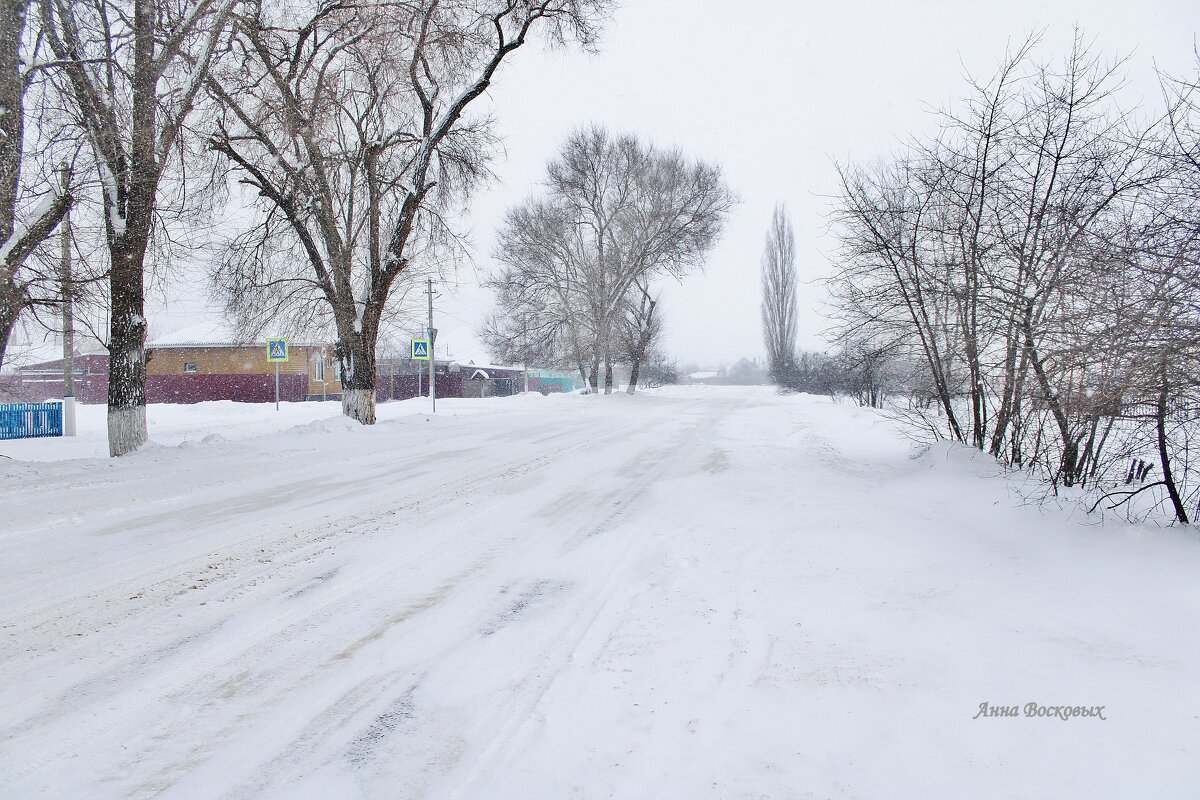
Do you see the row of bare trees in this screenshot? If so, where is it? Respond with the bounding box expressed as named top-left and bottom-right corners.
top-left (827, 34), bottom-right (1200, 524)
top-left (482, 126), bottom-right (735, 393)
top-left (4, 0), bottom-right (609, 455)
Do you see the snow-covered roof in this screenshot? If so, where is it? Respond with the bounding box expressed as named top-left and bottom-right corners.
top-left (456, 360), bottom-right (522, 372)
top-left (148, 320), bottom-right (245, 348)
top-left (148, 320), bottom-right (326, 349)
top-left (1, 332), bottom-right (107, 374)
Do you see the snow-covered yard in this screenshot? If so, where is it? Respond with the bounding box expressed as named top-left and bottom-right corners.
top-left (1, 386), bottom-right (1197, 798)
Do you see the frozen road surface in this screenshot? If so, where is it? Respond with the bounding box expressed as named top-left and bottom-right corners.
top-left (2, 387), bottom-right (1198, 798)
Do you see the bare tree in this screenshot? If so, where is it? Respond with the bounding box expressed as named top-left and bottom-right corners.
top-left (489, 126), bottom-right (735, 394)
top-left (480, 298), bottom-right (582, 379)
top-left (830, 154), bottom-right (968, 440)
top-left (993, 38), bottom-right (1162, 486)
top-left (760, 202), bottom-right (797, 386)
top-left (208, 0), bottom-right (608, 424)
top-left (40, 0), bottom-right (237, 455)
top-left (925, 37), bottom-right (1035, 450)
top-left (836, 334), bottom-right (901, 409)
top-left (0, 0), bottom-right (74, 368)
top-left (487, 196), bottom-right (598, 383)
top-left (620, 277), bottom-right (659, 393)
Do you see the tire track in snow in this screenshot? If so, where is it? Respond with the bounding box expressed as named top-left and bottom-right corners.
top-left (437, 402), bottom-right (735, 799)
top-left (0, 414), bottom-right (653, 794)
top-left (2, 411), bottom-right (634, 659)
top-left (0, 407), bottom-right (581, 608)
top-left (190, 406), bottom-right (727, 799)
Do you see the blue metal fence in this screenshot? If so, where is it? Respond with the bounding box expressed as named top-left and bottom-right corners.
top-left (0, 402), bottom-right (64, 440)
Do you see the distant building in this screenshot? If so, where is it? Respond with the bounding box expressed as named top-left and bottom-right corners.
top-left (3, 322), bottom-right (339, 404)
top-left (146, 323), bottom-right (339, 403)
top-left (726, 358), bottom-right (770, 385)
top-left (459, 363), bottom-right (524, 398)
top-left (376, 354), bottom-right (461, 401)
top-left (2, 322), bottom-right (579, 404)
top-left (526, 368), bottom-right (585, 394)
top-left (1, 352), bottom-right (110, 403)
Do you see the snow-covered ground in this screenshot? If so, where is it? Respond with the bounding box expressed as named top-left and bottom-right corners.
top-left (1, 387), bottom-right (1197, 798)
top-left (0, 394), bottom-right (522, 462)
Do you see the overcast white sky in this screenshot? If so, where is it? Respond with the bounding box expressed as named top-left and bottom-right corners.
top-left (150, 0), bottom-right (1199, 368)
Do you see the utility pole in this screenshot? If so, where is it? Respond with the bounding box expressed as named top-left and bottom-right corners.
top-left (522, 315), bottom-right (529, 393)
top-left (426, 277), bottom-right (437, 413)
top-left (59, 165), bottom-right (76, 436)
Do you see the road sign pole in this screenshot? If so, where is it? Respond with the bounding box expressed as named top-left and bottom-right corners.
top-left (429, 332), bottom-right (436, 414)
top-left (427, 278), bottom-right (436, 414)
top-left (266, 338), bottom-right (289, 409)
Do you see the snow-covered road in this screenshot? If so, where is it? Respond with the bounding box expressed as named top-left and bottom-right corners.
top-left (2, 388), bottom-right (1198, 798)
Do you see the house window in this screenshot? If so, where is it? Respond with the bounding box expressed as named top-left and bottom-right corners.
top-left (315, 358), bottom-right (325, 382)
top-left (183, 362), bottom-right (198, 373)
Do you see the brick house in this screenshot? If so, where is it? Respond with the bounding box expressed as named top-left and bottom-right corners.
top-left (4, 322), bottom-right (341, 404)
top-left (146, 323), bottom-right (340, 403)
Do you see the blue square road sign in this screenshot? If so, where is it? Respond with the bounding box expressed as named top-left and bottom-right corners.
top-left (266, 338), bottom-right (289, 363)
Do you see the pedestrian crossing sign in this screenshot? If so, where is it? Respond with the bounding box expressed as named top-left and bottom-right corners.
top-left (411, 339), bottom-right (431, 361)
top-left (266, 338), bottom-right (289, 362)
